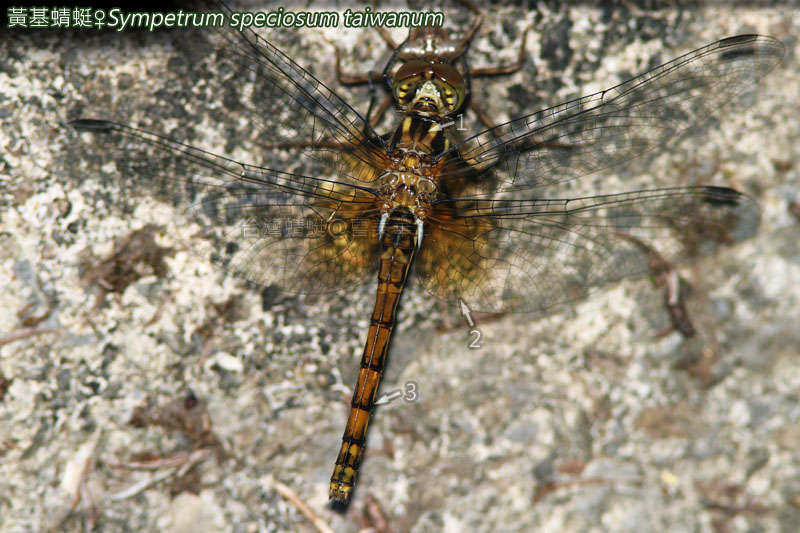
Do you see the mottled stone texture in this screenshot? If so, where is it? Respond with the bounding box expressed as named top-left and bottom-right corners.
top-left (1, 2), bottom-right (799, 532)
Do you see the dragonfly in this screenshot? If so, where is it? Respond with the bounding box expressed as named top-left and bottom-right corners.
top-left (69, 1), bottom-right (784, 507)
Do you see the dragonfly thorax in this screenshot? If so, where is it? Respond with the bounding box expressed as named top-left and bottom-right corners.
top-left (378, 169), bottom-right (435, 229)
top-left (388, 115), bottom-right (450, 158)
top-left (380, 170), bottom-right (436, 192)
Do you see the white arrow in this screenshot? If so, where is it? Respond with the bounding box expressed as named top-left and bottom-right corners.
top-left (374, 389), bottom-right (403, 406)
top-left (459, 298), bottom-right (475, 328)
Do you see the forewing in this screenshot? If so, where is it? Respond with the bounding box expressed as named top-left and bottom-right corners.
top-left (201, 1), bottom-right (387, 178)
top-left (438, 35), bottom-right (784, 192)
top-left (69, 0), bottom-right (394, 294)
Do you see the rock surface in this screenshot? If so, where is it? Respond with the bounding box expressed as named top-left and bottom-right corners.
top-left (1, 1), bottom-right (799, 532)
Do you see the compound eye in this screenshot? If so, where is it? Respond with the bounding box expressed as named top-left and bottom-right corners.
top-left (393, 60), bottom-right (466, 113)
top-left (427, 63), bottom-right (465, 112)
top-left (393, 60), bottom-right (429, 106)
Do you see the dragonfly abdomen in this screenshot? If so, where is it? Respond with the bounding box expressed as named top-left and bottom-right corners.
top-left (330, 211), bottom-right (419, 505)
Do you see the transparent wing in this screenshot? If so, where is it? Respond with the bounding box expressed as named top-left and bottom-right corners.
top-left (437, 35), bottom-right (784, 192)
top-left (71, 120), bottom-right (383, 294)
top-left (198, 0), bottom-right (387, 179)
top-left (69, 1), bottom-right (395, 294)
top-left (417, 186), bottom-right (759, 314)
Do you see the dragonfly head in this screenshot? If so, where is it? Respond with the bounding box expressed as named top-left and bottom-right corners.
top-left (393, 60), bottom-right (465, 116)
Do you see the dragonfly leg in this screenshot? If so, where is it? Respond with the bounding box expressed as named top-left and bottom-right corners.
top-left (447, 10), bottom-right (483, 60)
top-left (373, 26), bottom-right (400, 51)
top-left (467, 26), bottom-right (531, 78)
top-left (459, 25), bottom-right (531, 133)
top-left (369, 94), bottom-right (395, 127)
top-left (332, 40), bottom-right (386, 86)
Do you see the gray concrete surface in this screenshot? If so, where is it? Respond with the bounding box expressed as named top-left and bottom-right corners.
top-left (1, 1), bottom-right (799, 532)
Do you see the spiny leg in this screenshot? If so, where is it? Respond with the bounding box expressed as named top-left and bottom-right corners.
top-left (260, 38), bottom-right (396, 151)
top-left (463, 26), bottom-right (532, 132)
top-left (468, 26), bottom-right (531, 78)
top-left (333, 40), bottom-right (386, 86)
top-left (331, 30), bottom-right (399, 127)
top-left (368, 94), bottom-right (395, 128)
top-left (446, 9), bottom-right (483, 60)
